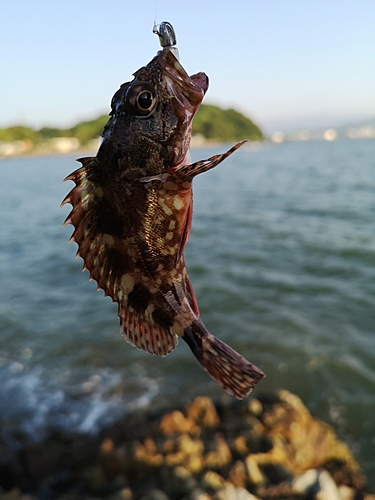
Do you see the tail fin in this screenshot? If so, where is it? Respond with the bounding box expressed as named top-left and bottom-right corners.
top-left (183, 324), bottom-right (265, 399)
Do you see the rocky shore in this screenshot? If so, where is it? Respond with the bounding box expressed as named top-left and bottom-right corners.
top-left (0, 390), bottom-right (373, 500)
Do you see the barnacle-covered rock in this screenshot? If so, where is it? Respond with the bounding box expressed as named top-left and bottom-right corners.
top-left (0, 392), bottom-right (370, 499)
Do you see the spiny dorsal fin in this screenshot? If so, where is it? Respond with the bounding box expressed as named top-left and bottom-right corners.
top-left (62, 160), bottom-right (178, 358)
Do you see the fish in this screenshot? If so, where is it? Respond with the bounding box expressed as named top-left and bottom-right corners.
top-left (62, 22), bottom-right (265, 399)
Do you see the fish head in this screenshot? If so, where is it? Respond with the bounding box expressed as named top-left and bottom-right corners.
top-left (101, 47), bottom-right (208, 176)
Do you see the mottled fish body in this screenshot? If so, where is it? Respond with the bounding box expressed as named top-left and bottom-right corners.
top-left (62, 23), bottom-right (265, 399)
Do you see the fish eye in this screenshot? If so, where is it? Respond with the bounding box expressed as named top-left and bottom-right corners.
top-left (137, 91), bottom-right (154, 111)
top-left (123, 83), bottom-right (157, 117)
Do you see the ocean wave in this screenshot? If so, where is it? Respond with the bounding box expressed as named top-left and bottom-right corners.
top-left (0, 360), bottom-right (159, 439)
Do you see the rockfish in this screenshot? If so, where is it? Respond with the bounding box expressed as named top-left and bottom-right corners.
top-left (62, 22), bottom-right (265, 399)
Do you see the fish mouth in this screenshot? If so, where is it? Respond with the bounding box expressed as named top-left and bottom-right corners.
top-left (158, 48), bottom-right (208, 112)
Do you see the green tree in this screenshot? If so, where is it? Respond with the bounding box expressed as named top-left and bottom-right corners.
top-left (192, 104), bottom-right (263, 141)
top-left (68, 115), bottom-right (108, 145)
top-left (38, 127), bottom-right (65, 139)
top-left (0, 126), bottom-right (41, 144)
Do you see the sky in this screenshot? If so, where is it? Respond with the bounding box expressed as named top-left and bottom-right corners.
top-left (1, 0), bottom-right (375, 133)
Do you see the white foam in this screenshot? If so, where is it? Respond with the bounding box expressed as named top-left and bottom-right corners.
top-left (0, 362), bottom-right (160, 439)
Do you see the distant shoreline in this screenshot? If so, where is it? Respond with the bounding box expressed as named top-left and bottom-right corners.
top-left (0, 141), bottom-right (256, 161)
top-left (2, 136), bottom-right (374, 161)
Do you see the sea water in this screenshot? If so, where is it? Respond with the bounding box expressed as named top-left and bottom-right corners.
top-left (0, 139), bottom-right (374, 483)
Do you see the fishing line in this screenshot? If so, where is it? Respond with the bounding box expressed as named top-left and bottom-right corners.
top-left (153, 0), bottom-right (158, 30)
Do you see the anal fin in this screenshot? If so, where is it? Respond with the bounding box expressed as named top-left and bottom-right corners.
top-left (119, 303), bottom-right (178, 357)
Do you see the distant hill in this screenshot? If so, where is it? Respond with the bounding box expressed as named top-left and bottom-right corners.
top-left (38, 115), bottom-right (109, 145)
top-left (0, 104), bottom-right (263, 156)
top-left (193, 104), bottom-right (263, 141)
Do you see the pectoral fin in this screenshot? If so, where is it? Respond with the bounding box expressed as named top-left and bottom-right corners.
top-left (171, 141), bottom-right (247, 182)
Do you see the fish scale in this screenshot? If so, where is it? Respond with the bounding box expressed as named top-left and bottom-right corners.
top-left (62, 22), bottom-right (265, 399)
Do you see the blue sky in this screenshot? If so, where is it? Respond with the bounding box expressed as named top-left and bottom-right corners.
top-left (1, 0), bottom-right (374, 132)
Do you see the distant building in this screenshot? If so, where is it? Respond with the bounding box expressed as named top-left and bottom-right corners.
top-left (48, 137), bottom-right (80, 153)
top-left (345, 126), bottom-right (375, 139)
top-left (323, 129), bottom-right (338, 141)
top-left (0, 140), bottom-right (30, 156)
top-left (271, 131), bottom-right (285, 143)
